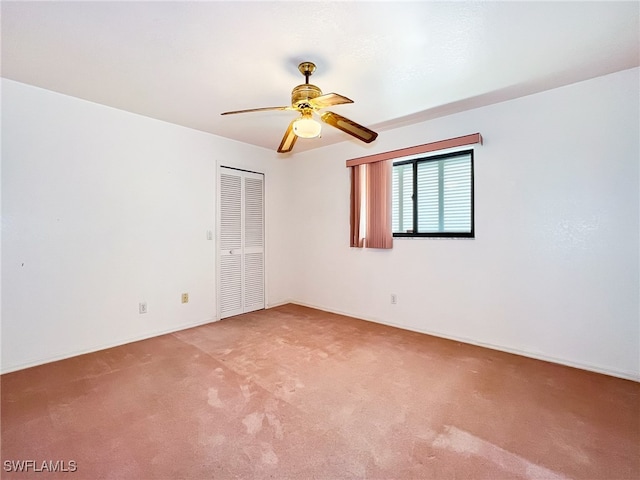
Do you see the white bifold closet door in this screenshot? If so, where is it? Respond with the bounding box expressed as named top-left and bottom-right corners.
top-left (219, 167), bottom-right (265, 319)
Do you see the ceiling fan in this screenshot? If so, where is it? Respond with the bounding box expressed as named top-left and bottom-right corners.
top-left (221, 62), bottom-right (378, 153)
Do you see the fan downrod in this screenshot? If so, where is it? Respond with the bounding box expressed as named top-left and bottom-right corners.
top-left (298, 62), bottom-right (316, 83)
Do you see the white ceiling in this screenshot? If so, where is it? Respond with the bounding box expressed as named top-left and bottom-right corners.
top-left (2, 1), bottom-right (638, 154)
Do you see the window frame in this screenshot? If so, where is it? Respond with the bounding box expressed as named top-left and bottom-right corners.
top-left (392, 149), bottom-right (475, 239)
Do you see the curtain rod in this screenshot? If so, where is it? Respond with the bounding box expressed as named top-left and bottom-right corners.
top-left (346, 133), bottom-right (482, 167)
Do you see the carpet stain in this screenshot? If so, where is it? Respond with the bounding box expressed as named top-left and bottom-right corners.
top-left (242, 412), bottom-right (264, 435)
top-left (207, 388), bottom-right (223, 408)
top-left (242, 442), bottom-right (279, 468)
top-left (240, 384), bottom-right (252, 402)
top-left (205, 434), bottom-right (225, 447)
top-left (433, 425), bottom-right (568, 480)
top-left (260, 442), bottom-right (279, 465)
top-left (266, 413), bottom-right (284, 439)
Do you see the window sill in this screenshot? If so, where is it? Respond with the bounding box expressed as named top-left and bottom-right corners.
top-left (393, 235), bottom-right (475, 240)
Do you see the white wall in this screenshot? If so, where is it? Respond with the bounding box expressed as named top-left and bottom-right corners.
top-left (0, 79), bottom-right (290, 373)
top-left (3, 69), bottom-right (638, 380)
top-left (287, 68), bottom-right (640, 380)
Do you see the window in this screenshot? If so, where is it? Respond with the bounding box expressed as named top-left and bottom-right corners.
top-left (392, 149), bottom-right (474, 237)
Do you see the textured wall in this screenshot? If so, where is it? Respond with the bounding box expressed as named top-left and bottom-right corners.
top-left (1, 79), bottom-right (289, 373)
top-left (2, 69), bottom-right (638, 379)
top-left (286, 68), bottom-right (640, 380)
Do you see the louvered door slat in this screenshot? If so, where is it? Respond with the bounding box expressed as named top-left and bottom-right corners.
top-left (219, 255), bottom-right (242, 314)
top-left (220, 173), bottom-right (242, 250)
top-left (244, 252), bottom-right (264, 311)
top-left (244, 177), bottom-right (264, 248)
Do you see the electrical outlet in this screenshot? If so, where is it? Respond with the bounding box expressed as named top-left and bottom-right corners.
top-left (139, 302), bottom-right (148, 314)
top-left (391, 294), bottom-right (397, 305)
top-left (181, 293), bottom-right (189, 304)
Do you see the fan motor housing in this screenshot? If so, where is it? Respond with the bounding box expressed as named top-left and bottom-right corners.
top-left (292, 84), bottom-right (322, 107)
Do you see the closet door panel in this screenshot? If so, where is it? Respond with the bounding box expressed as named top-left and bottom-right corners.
top-left (219, 168), bottom-right (265, 319)
top-left (219, 171), bottom-right (244, 318)
top-left (243, 174), bottom-right (264, 313)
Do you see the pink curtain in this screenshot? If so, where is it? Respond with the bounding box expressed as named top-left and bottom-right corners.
top-left (349, 161), bottom-right (393, 249)
top-left (365, 160), bottom-right (393, 249)
top-left (350, 165), bottom-right (363, 247)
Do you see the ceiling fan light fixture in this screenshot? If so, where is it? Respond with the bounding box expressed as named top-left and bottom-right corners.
top-left (293, 116), bottom-right (322, 138)
top-left (221, 61), bottom-right (377, 153)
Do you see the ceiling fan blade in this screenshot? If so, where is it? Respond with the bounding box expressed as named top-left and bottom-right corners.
top-left (320, 111), bottom-right (378, 143)
top-left (277, 120), bottom-right (298, 153)
top-left (221, 106), bottom-right (289, 116)
top-left (309, 93), bottom-right (354, 109)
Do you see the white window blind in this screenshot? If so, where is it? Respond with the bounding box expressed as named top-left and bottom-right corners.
top-left (391, 163), bottom-right (414, 233)
top-left (392, 150), bottom-right (473, 237)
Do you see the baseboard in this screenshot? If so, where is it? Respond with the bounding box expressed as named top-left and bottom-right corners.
top-left (266, 299), bottom-right (295, 309)
top-left (2, 301), bottom-right (292, 375)
top-left (0, 316), bottom-right (218, 375)
top-left (289, 301), bottom-right (640, 383)
top-left (6, 303), bottom-right (637, 383)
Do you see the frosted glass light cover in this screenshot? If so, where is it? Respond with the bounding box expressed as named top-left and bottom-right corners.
top-left (293, 118), bottom-right (321, 138)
